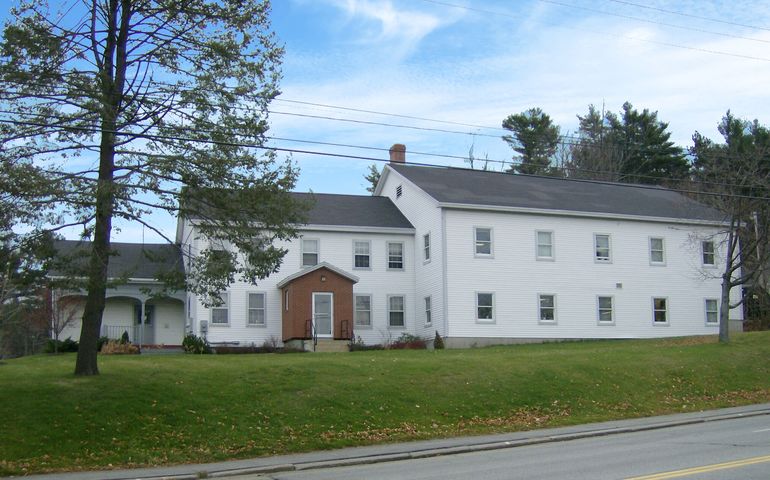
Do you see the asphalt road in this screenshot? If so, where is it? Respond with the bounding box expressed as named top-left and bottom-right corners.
top-left (245, 415), bottom-right (770, 480)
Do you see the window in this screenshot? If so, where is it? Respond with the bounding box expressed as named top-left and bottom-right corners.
top-left (424, 296), bottom-right (432, 326)
top-left (475, 227), bottom-right (493, 256)
top-left (705, 298), bottom-right (719, 325)
top-left (476, 292), bottom-right (494, 322)
top-left (354, 294), bottom-right (372, 327)
top-left (387, 242), bottom-right (404, 270)
top-left (594, 234), bottom-right (611, 262)
top-left (423, 233), bottom-right (431, 262)
top-left (597, 296), bottom-right (614, 324)
top-left (353, 240), bottom-right (370, 269)
top-left (211, 292), bottom-right (229, 324)
top-left (284, 289), bottom-right (289, 311)
top-left (702, 240), bottom-right (715, 266)
top-left (649, 237), bottom-right (665, 264)
top-left (247, 293), bottom-right (266, 326)
top-left (536, 230), bottom-right (554, 260)
top-left (539, 294), bottom-right (556, 323)
top-left (652, 297), bottom-right (668, 324)
top-left (301, 238), bottom-right (319, 267)
top-left (388, 295), bottom-right (405, 327)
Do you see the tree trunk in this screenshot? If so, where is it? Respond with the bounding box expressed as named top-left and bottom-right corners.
top-left (719, 274), bottom-right (731, 344)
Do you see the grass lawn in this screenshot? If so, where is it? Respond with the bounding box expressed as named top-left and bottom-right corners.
top-left (2, 332), bottom-right (770, 475)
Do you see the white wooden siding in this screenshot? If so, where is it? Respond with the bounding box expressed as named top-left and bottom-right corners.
top-left (378, 165), bottom-right (446, 339)
top-left (443, 209), bottom-right (740, 340)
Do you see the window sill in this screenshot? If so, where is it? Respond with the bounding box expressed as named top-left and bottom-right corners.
top-left (388, 325), bottom-right (406, 329)
top-left (209, 323), bottom-right (230, 327)
top-left (353, 267), bottom-right (372, 271)
top-left (538, 320), bottom-right (557, 325)
top-left (536, 257), bottom-right (555, 262)
top-left (475, 319), bottom-right (496, 324)
top-left (354, 324), bottom-right (373, 330)
top-left (246, 324), bottom-right (267, 328)
top-left (474, 254), bottom-right (494, 259)
top-left (597, 321), bottom-right (615, 326)
top-left (652, 322), bottom-right (670, 327)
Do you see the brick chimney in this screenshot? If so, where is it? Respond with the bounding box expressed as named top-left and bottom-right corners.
top-left (389, 143), bottom-right (406, 163)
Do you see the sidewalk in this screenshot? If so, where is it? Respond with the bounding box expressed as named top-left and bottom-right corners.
top-left (17, 403), bottom-right (770, 480)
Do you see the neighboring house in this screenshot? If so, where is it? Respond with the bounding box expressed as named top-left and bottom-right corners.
top-left (55, 145), bottom-right (742, 349)
top-left (51, 241), bottom-right (186, 347)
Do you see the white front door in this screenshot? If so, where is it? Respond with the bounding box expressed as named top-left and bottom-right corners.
top-left (312, 292), bottom-right (333, 338)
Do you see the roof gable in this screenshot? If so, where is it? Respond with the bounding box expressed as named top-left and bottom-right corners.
top-left (290, 192), bottom-right (413, 229)
top-left (389, 164), bottom-right (724, 223)
top-left (276, 262), bottom-right (359, 288)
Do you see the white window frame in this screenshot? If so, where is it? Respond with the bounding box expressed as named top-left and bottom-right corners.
top-left (424, 296), bottom-right (432, 326)
top-left (210, 292), bottom-right (229, 325)
top-left (354, 294), bottom-right (372, 328)
top-left (649, 236), bottom-right (666, 265)
top-left (423, 233), bottom-right (431, 263)
top-left (301, 238), bottom-right (319, 268)
top-left (536, 230), bottom-right (554, 261)
top-left (247, 292), bottom-right (267, 327)
top-left (387, 241), bottom-right (405, 271)
top-left (594, 233), bottom-right (612, 263)
top-left (387, 294), bottom-right (406, 328)
top-left (705, 298), bottom-right (719, 326)
top-left (474, 226), bottom-right (494, 257)
top-left (352, 240), bottom-right (371, 270)
top-left (538, 293), bottom-right (557, 324)
top-left (475, 292), bottom-right (495, 323)
top-left (597, 295), bottom-right (615, 325)
top-left (702, 240), bottom-right (716, 266)
top-left (652, 297), bottom-right (669, 325)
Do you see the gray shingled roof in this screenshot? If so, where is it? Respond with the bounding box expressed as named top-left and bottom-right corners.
top-left (51, 240), bottom-right (184, 280)
top-left (390, 164), bottom-right (724, 223)
top-left (291, 192), bottom-right (413, 229)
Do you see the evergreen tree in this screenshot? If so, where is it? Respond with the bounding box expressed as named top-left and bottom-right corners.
top-left (502, 108), bottom-right (560, 176)
top-left (364, 164), bottom-right (381, 194)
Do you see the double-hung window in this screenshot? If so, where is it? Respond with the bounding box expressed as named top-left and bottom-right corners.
top-left (536, 231), bottom-right (554, 260)
top-left (594, 234), bottom-right (611, 263)
top-left (653, 297), bottom-right (668, 324)
top-left (649, 237), bottom-right (665, 265)
top-left (597, 296), bottom-right (614, 324)
top-left (388, 295), bottom-right (405, 327)
top-left (424, 296), bottom-right (432, 326)
top-left (538, 294), bottom-right (556, 323)
top-left (705, 299), bottom-right (719, 325)
top-left (301, 238), bottom-right (319, 267)
top-left (354, 294), bottom-right (372, 327)
top-left (476, 292), bottom-right (494, 322)
top-left (423, 233), bottom-right (431, 262)
top-left (247, 293), bottom-right (266, 326)
top-left (353, 240), bottom-right (370, 269)
top-left (474, 227), bottom-right (493, 256)
top-left (211, 292), bottom-right (229, 325)
top-left (387, 242), bottom-right (404, 270)
top-left (702, 241), bottom-right (715, 266)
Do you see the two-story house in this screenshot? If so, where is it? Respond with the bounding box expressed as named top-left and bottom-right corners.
top-left (55, 145), bottom-right (741, 350)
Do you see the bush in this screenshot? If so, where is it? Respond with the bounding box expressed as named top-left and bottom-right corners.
top-left (433, 330), bottom-right (445, 350)
top-left (100, 340), bottom-right (140, 355)
top-left (182, 334), bottom-right (211, 354)
top-left (44, 337), bottom-right (79, 353)
top-left (389, 333), bottom-right (427, 350)
top-left (96, 336), bottom-right (110, 351)
top-left (120, 331), bottom-right (130, 345)
top-left (349, 336), bottom-right (385, 352)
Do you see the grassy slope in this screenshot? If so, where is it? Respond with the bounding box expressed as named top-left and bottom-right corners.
top-left (1, 332), bottom-right (770, 475)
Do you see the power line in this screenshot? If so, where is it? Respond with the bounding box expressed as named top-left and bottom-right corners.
top-left (540, 0), bottom-right (770, 45)
top-left (419, 0), bottom-right (770, 63)
top-left (607, 0), bottom-right (770, 33)
top-left (2, 116), bottom-right (769, 202)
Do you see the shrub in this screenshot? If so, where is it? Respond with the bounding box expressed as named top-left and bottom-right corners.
top-left (120, 331), bottom-right (130, 345)
top-left (96, 336), bottom-right (110, 351)
top-left (182, 334), bottom-right (211, 354)
top-left (433, 330), bottom-right (445, 350)
top-left (349, 336), bottom-right (385, 352)
top-left (44, 337), bottom-right (79, 353)
top-left (389, 333), bottom-right (427, 350)
top-left (100, 340), bottom-right (140, 355)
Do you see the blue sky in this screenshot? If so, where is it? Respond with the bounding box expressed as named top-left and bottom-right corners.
top-left (4, 0), bottom-right (770, 242)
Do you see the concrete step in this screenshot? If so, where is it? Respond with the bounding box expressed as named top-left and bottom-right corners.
top-left (314, 339), bottom-right (350, 353)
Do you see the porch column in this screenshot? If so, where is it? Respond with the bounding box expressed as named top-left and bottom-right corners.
top-left (139, 300), bottom-right (145, 349)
